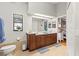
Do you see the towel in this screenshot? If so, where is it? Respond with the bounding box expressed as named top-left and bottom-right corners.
top-left (0, 18), bottom-right (5, 43)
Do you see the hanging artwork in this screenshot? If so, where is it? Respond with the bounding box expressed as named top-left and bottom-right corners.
top-left (52, 21), bottom-right (56, 28)
top-left (13, 14), bottom-right (23, 31)
top-left (48, 22), bottom-right (51, 28)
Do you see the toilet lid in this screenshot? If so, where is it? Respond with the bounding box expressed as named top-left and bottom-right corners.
top-left (0, 45), bottom-right (16, 50)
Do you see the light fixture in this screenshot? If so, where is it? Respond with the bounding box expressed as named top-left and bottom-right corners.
top-left (32, 13), bottom-right (54, 19)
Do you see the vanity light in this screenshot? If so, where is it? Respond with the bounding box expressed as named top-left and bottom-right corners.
top-left (32, 13), bottom-right (54, 19)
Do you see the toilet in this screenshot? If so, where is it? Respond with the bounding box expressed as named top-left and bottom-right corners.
top-left (0, 45), bottom-right (16, 56)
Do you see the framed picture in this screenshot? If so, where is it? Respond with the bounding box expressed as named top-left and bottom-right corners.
top-left (52, 21), bottom-right (56, 28)
top-left (52, 24), bottom-right (56, 28)
top-left (48, 22), bottom-right (51, 28)
top-left (13, 14), bottom-right (23, 31)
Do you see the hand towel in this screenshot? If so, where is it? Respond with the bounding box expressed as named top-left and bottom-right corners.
top-left (0, 18), bottom-right (5, 43)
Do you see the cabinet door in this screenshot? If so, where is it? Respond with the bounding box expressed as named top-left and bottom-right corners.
top-left (40, 35), bottom-right (45, 47)
top-left (45, 35), bottom-right (50, 45)
top-left (40, 35), bottom-right (50, 46)
top-left (28, 34), bottom-right (36, 51)
top-left (50, 33), bottom-right (57, 44)
top-left (36, 36), bottom-right (41, 48)
top-left (53, 33), bottom-right (57, 43)
top-left (47, 35), bottom-right (52, 44)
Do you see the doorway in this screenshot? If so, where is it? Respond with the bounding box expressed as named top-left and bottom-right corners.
top-left (57, 16), bottom-right (66, 46)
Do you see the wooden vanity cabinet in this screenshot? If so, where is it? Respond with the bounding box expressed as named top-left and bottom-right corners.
top-left (27, 34), bottom-right (36, 51)
top-left (35, 36), bottom-right (41, 48)
top-left (40, 35), bottom-right (45, 47)
top-left (50, 34), bottom-right (57, 44)
top-left (27, 33), bottom-right (57, 51)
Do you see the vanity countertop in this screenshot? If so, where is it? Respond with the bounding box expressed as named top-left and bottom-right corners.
top-left (27, 32), bottom-right (57, 35)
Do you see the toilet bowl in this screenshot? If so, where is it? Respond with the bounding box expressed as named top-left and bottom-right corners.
top-left (0, 45), bottom-right (16, 56)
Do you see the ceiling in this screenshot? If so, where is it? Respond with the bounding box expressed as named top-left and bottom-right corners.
top-left (48, 2), bottom-right (67, 5)
top-left (48, 2), bottom-right (59, 4)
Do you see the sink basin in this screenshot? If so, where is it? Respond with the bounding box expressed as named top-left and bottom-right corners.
top-left (36, 32), bottom-right (48, 35)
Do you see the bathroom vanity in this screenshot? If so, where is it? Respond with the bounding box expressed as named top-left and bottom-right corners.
top-left (27, 33), bottom-right (57, 51)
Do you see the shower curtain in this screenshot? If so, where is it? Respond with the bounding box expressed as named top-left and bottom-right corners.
top-left (0, 18), bottom-right (5, 43)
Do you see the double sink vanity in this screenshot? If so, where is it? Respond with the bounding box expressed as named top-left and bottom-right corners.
top-left (27, 32), bottom-right (57, 51)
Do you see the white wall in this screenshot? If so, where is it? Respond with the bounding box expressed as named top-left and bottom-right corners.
top-left (66, 2), bottom-right (79, 56)
top-left (0, 2), bottom-right (32, 43)
top-left (73, 3), bottom-right (79, 55)
top-left (56, 3), bottom-right (67, 16)
top-left (0, 2), bottom-right (59, 43)
top-left (0, 2), bottom-right (66, 44)
top-left (28, 2), bottom-right (56, 16)
top-left (67, 2), bottom-right (77, 56)
top-left (28, 2), bottom-right (67, 17)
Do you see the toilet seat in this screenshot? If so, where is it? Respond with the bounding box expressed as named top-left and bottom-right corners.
top-left (0, 45), bottom-right (16, 50)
